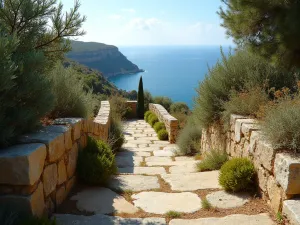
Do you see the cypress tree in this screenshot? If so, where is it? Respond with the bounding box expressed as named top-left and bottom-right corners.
top-left (137, 76), bottom-right (145, 118)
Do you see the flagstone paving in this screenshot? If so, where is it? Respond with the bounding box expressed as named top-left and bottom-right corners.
top-left (54, 119), bottom-right (275, 225)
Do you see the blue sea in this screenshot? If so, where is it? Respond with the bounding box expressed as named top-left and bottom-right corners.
top-left (109, 46), bottom-right (231, 108)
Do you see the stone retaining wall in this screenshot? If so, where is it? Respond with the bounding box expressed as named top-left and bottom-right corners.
top-left (149, 103), bottom-right (178, 143)
top-left (0, 101), bottom-right (111, 217)
top-left (201, 115), bottom-right (300, 216)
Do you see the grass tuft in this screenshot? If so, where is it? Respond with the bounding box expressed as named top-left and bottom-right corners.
top-left (201, 197), bottom-right (212, 210)
top-left (165, 211), bottom-right (182, 219)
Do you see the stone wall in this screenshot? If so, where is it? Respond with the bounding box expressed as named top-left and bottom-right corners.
top-left (201, 114), bottom-right (300, 217)
top-left (0, 101), bottom-right (111, 217)
top-left (149, 103), bottom-right (178, 143)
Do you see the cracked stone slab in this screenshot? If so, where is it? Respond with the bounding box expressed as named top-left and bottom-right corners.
top-left (118, 167), bottom-right (166, 175)
top-left (54, 214), bottom-right (166, 225)
top-left (153, 149), bottom-right (176, 157)
top-left (118, 151), bottom-right (151, 157)
top-left (147, 161), bottom-right (198, 167)
top-left (169, 213), bottom-right (275, 225)
top-left (123, 147), bottom-right (159, 152)
top-left (145, 156), bottom-right (172, 162)
top-left (132, 192), bottom-right (201, 214)
top-left (162, 171), bottom-right (221, 191)
top-left (115, 156), bottom-right (143, 167)
top-left (283, 199), bottom-right (300, 225)
top-left (108, 175), bottom-right (160, 192)
top-left (70, 187), bottom-right (138, 214)
top-left (206, 191), bottom-right (250, 209)
top-left (169, 164), bottom-right (198, 174)
top-left (175, 156), bottom-right (196, 161)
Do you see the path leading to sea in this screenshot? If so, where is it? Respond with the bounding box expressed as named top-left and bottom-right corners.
top-left (54, 119), bottom-right (276, 224)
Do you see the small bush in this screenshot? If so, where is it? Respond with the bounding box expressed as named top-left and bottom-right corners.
top-left (219, 158), bottom-right (256, 192)
top-left (176, 117), bottom-right (202, 155)
top-left (149, 114), bottom-right (159, 127)
top-left (144, 111), bottom-right (152, 121)
top-left (262, 98), bottom-right (300, 152)
top-left (221, 87), bottom-right (269, 129)
top-left (144, 90), bottom-right (153, 111)
top-left (108, 119), bottom-right (125, 152)
top-left (157, 129), bottom-right (168, 140)
top-left (77, 137), bottom-right (117, 185)
top-left (197, 150), bottom-right (228, 172)
top-left (48, 63), bottom-right (96, 119)
top-left (153, 96), bottom-right (173, 112)
top-left (153, 122), bottom-right (165, 132)
top-left (109, 95), bottom-right (130, 120)
top-left (201, 197), bottom-right (212, 210)
top-left (165, 211), bottom-right (181, 219)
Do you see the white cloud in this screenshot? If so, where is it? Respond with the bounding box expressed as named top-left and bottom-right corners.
top-left (108, 14), bottom-right (122, 20)
top-left (127, 18), bottom-right (162, 31)
top-left (121, 8), bottom-right (136, 13)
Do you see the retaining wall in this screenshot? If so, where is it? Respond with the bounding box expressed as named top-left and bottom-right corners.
top-left (0, 101), bottom-right (111, 217)
top-left (149, 103), bottom-right (178, 143)
top-left (201, 114), bottom-right (300, 218)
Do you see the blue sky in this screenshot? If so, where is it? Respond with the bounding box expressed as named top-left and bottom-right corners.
top-left (62, 0), bottom-right (232, 46)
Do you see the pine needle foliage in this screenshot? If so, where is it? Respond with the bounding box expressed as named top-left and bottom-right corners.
top-left (137, 76), bottom-right (145, 118)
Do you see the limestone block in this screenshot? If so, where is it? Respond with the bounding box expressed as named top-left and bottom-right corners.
top-left (66, 176), bottom-right (76, 194)
top-left (257, 165), bottom-right (268, 192)
top-left (57, 159), bottom-right (67, 185)
top-left (0, 182), bottom-right (45, 217)
top-left (249, 131), bottom-right (261, 155)
top-left (41, 125), bottom-right (72, 150)
top-left (254, 140), bottom-right (275, 172)
top-left (67, 144), bottom-right (78, 178)
top-left (20, 131), bottom-right (65, 163)
top-left (275, 153), bottom-right (300, 195)
top-left (53, 118), bottom-right (83, 141)
top-left (235, 119), bottom-right (256, 143)
top-left (56, 185), bottom-right (66, 205)
top-left (267, 175), bottom-right (282, 213)
top-left (0, 143), bottom-right (46, 185)
top-left (230, 114), bottom-right (247, 130)
top-left (79, 134), bottom-right (87, 149)
top-left (241, 123), bottom-right (260, 140)
top-left (283, 199), bottom-right (300, 225)
top-left (43, 163), bottom-right (57, 197)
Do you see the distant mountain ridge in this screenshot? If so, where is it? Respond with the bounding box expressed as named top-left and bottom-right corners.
top-left (67, 40), bottom-right (144, 77)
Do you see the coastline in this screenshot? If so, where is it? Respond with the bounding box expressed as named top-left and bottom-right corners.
top-left (106, 69), bottom-right (145, 78)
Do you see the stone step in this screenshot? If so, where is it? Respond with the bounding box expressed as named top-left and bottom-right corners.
top-left (283, 199), bottom-right (300, 225)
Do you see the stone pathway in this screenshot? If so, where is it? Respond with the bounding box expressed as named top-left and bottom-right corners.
top-left (55, 119), bottom-right (276, 225)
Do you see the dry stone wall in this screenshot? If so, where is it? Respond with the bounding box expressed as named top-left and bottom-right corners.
top-left (0, 101), bottom-right (111, 217)
top-left (201, 114), bottom-right (300, 216)
top-left (149, 103), bottom-right (178, 143)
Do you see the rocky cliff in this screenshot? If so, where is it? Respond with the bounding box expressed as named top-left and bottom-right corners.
top-left (67, 41), bottom-right (144, 77)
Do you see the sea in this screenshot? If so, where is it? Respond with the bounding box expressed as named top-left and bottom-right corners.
top-left (108, 46), bottom-right (231, 109)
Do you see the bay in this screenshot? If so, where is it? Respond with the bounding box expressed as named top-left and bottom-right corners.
top-left (109, 46), bottom-right (231, 108)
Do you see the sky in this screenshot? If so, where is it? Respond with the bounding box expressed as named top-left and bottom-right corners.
top-left (61, 0), bottom-right (233, 46)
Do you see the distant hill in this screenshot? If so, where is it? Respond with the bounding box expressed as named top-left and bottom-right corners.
top-left (67, 40), bottom-right (144, 77)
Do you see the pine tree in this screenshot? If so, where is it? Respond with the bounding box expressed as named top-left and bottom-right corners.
top-left (0, 0), bottom-right (86, 147)
top-left (219, 0), bottom-right (300, 68)
top-left (137, 76), bottom-right (145, 119)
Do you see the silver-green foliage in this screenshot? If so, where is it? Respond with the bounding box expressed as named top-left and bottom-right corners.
top-left (197, 150), bottom-right (228, 172)
top-left (176, 116), bottom-right (202, 155)
top-left (48, 63), bottom-right (96, 119)
top-left (194, 49), bottom-right (294, 128)
top-left (262, 99), bottom-right (300, 152)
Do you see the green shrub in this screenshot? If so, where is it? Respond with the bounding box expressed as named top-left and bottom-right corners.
top-left (219, 158), bottom-right (256, 192)
top-left (170, 102), bottom-right (190, 115)
top-left (109, 95), bottom-right (130, 120)
top-left (176, 117), bottom-right (202, 155)
top-left (153, 96), bottom-right (173, 112)
top-left (148, 114), bottom-right (159, 127)
top-left (194, 49), bottom-right (295, 128)
top-left (221, 87), bottom-right (269, 129)
top-left (157, 129), bottom-right (168, 140)
top-left (77, 137), bottom-right (117, 185)
top-left (197, 150), bottom-right (228, 172)
top-left (108, 119), bottom-right (125, 152)
top-left (165, 211), bottom-right (181, 219)
top-left (144, 111), bottom-right (152, 121)
top-left (262, 98), bottom-right (300, 152)
top-left (48, 63), bottom-right (95, 119)
top-left (153, 122), bottom-right (166, 133)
